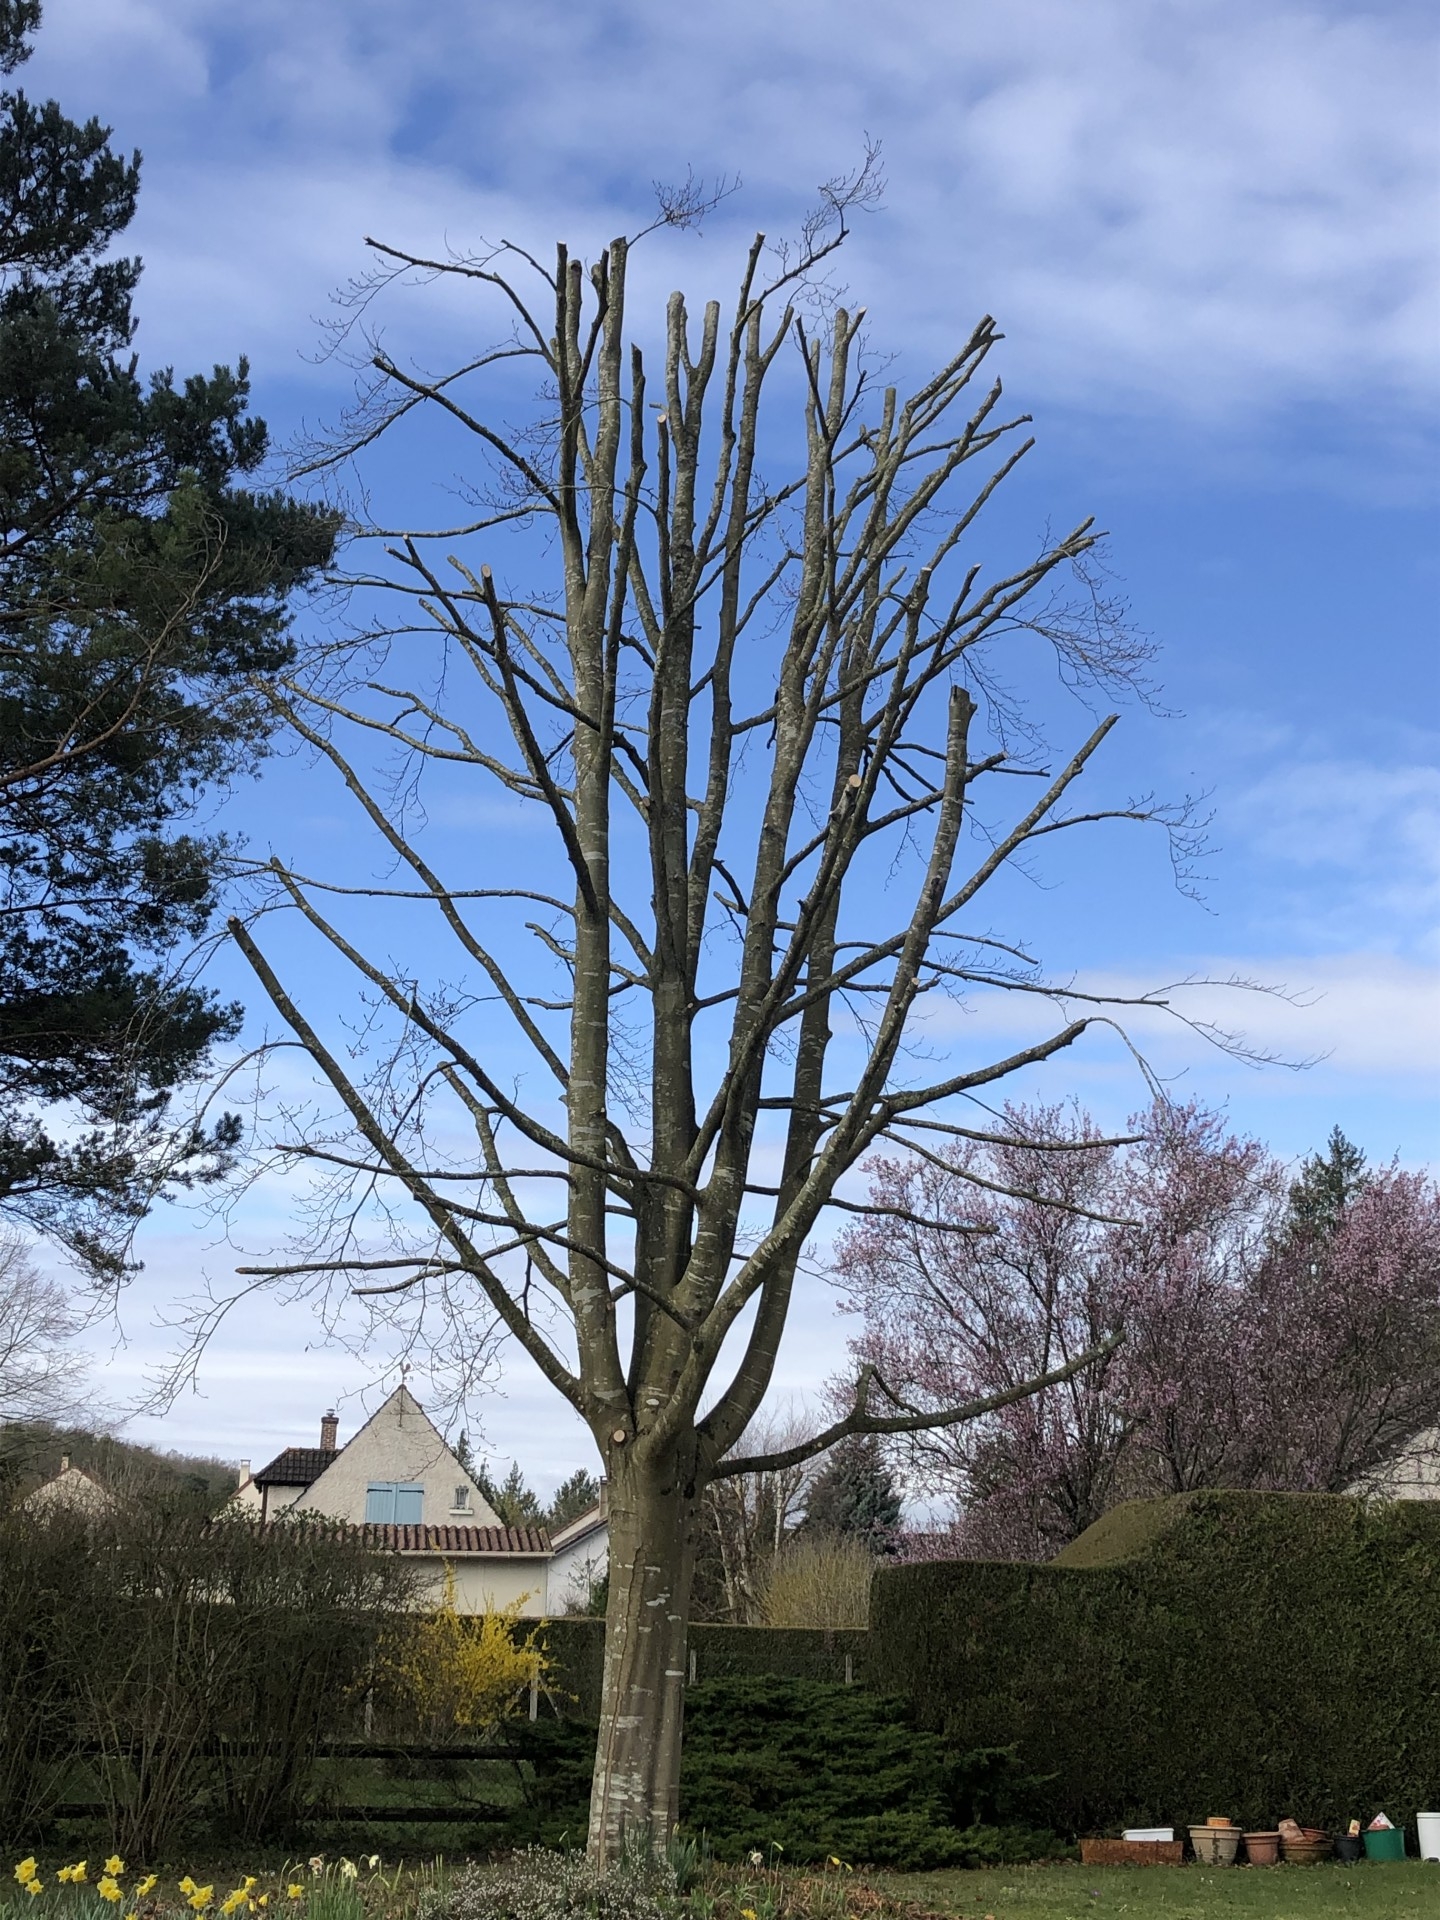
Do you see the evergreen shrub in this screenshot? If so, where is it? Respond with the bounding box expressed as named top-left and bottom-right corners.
top-left (869, 1491), bottom-right (1440, 1836)
top-left (502, 1681), bottom-right (1060, 1868)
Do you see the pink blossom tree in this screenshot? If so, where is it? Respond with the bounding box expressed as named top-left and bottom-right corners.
top-left (1247, 1159), bottom-right (1440, 1491)
top-left (833, 1108), bottom-right (1440, 1558)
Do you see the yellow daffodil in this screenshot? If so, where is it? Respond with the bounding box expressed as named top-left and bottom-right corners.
top-left (188, 1887), bottom-right (214, 1911)
top-left (26, 1881), bottom-right (44, 1898)
top-left (98, 1877), bottom-right (124, 1903)
top-left (136, 1877), bottom-right (158, 1898)
top-left (257, 1898), bottom-right (269, 1909)
top-left (15, 1860), bottom-right (38, 1886)
top-left (179, 1879), bottom-right (197, 1896)
top-left (127, 1911), bottom-right (140, 1920)
top-left (285, 1888), bottom-right (303, 1901)
top-left (104, 1858), bottom-right (125, 1878)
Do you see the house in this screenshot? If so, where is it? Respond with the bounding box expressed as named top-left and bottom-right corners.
top-left (235, 1386), bottom-right (555, 1614)
top-left (545, 1487), bottom-right (608, 1613)
top-left (22, 1455), bottom-right (117, 1518)
top-left (1348, 1426), bottom-right (1440, 1501)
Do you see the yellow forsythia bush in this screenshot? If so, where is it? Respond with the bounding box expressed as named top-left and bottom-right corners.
top-left (386, 1573), bottom-right (549, 1738)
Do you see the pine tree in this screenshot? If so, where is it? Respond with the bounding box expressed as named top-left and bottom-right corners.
top-left (479, 1459), bottom-right (544, 1527)
top-left (0, 1), bottom-right (338, 1276)
top-left (546, 1467), bottom-right (600, 1531)
top-left (800, 1434), bottom-right (902, 1554)
top-left (1287, 1127), bottom-right (1369, 1243)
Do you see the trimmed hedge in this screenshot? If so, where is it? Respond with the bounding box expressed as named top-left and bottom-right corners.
top-left (869, 1491), bottom-right (1440, 1836)
top-left (535, 1618), bottom-right (867, 1720)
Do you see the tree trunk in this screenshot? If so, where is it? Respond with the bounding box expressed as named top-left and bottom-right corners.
top-left (588, 1455), bottom-right (698, 1861)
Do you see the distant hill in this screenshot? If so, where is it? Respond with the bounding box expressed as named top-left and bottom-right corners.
top-left (0, 1419), bottom-right (239, 1511)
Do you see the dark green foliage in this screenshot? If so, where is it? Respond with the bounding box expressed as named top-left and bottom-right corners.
top-left (0, 1416), bottom-right (239, 1508)
top-left (677, 1677), bottom-right (1058, 1867)
top-left (870, 1491), bottom-right (1440, 1838)
top-left (801, 1436), bottom-right (902, 1554)
top-left (547, 1468), bottom-right (600, 1532)
top-left (481, 1460), bottom-right (545, 1527)
top-left (1286, 1125), bottom-right (1369, 1242)
top-left (479, 1682), bottom-right (1059, 1868)
top-left (0, 3), bottom-right (338, 1275)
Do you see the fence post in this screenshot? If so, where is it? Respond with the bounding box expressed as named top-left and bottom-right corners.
top-left (529, 1675), bottom-right (539, 1721)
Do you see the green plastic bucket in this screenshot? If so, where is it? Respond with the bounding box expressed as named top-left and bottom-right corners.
top-left (1363, 1827), bottom-right (1405, 1862)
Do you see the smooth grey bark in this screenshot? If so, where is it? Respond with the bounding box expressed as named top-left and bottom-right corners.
top-left (222, 191), bottom-right (1208, 1858)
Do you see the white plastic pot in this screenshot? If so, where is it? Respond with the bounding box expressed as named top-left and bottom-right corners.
top-left (1417, 1812), bottom-right (1440, 1862)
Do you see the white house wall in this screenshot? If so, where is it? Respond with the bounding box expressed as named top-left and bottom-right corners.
top-left (1350, 1427), bottom-right (1440, 1500)
top-left (408, 1555), bottom-right (549, 1616)
top-left (545, 1524), bottom-right (608, 1613)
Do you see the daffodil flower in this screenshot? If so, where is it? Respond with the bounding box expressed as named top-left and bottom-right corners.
top-left (104, 1858), bottom-right (125, 1878)
top-left (189, 1886), bottom-right (214, 1911)
top-left (26, 1881), bottom-right (43, 1898)
top-left (98, 1876), bottom-right (124, 1903)
top-left (14, 1860), bottom-right (38, 1886)
top-left (137, 1876), bottom-right (159, 1898)
top-left (179, 1879), bottom-right (197, 1896)
top-left (286, 1888), bottom-right (303, 1901)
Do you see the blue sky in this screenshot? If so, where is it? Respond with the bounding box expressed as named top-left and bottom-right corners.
top-left (26, 0), bottom-right (1438, 1488)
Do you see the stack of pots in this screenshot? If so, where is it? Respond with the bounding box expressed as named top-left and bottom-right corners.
top-left (1279, 1820), bottom-right (1333, 1863)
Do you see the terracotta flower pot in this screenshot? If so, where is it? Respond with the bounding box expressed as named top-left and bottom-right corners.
top-left (1243, 1832), bottom-right (1280, 1866)
top-left (1190, 1824), bottom-right (1240, 1865)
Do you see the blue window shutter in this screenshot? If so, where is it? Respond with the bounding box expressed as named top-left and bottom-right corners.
top-left (365, 1483), bottom-right (396, 1524)
top-left (394, 1484), bottom-right (424, 1524)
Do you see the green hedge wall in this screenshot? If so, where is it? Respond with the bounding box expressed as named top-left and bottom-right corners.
top-left (868, 1492), bottom-right (1440, 1837)
top-left (535, 1618), bottom-right (868, 1720)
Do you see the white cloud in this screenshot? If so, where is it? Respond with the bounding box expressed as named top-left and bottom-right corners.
top-left (21, 0), bottom-right (1437, 440)
top-left (919, 950), bottom-right (1440, 1081)
top-left (1212, 730), bottom-right (1440, 956)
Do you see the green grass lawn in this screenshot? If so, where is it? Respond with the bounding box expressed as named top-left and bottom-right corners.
top-left (873, 1863), bottom-right (1436, 1920)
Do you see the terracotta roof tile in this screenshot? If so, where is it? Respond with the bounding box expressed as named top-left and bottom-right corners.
top-left (361, 1522), bottom-right (551, 1555)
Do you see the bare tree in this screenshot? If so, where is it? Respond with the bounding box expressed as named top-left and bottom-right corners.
top-left (0, 1230), bottom-right (86, 1424)
top-left (221, 183), bottom-right (1207, 1856)
top-left (701, 1408), bottom-right (815, 1621)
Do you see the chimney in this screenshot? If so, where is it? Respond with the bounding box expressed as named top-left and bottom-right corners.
top-left (320, 1410), bottom-right (339, 1451)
